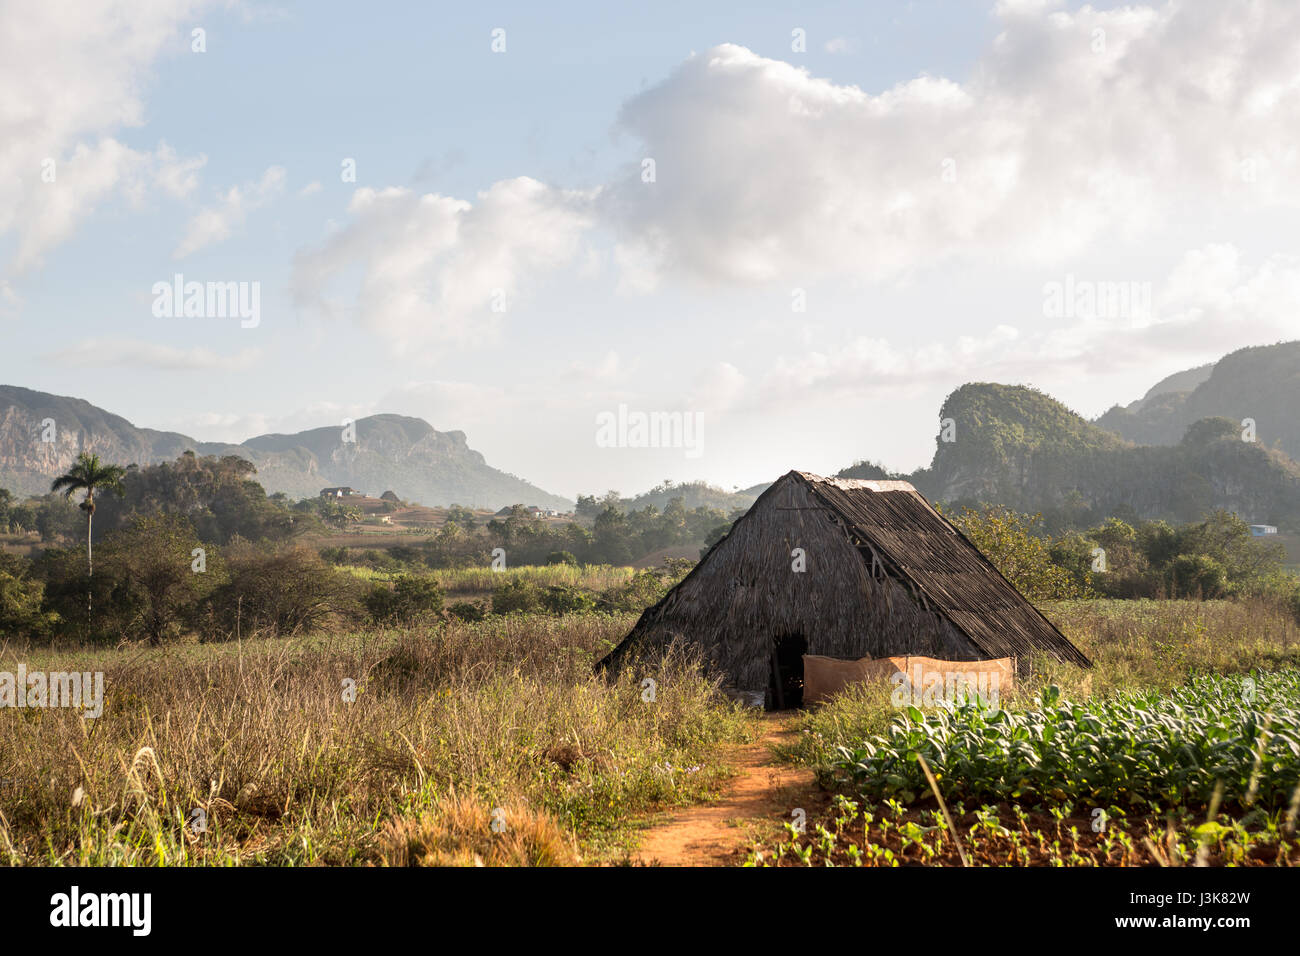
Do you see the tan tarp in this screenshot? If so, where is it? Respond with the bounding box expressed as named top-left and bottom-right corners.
top-left (802, 653), bottom-right (1014, 706)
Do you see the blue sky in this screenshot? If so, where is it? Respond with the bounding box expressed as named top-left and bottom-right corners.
top-left (3, 0), bottom-right (1299, 500)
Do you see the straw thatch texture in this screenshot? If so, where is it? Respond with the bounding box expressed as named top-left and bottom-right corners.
top-left (802, 474), bottom-right (1091, 668)
top-left (598, 471), bottom-right (1090, 695)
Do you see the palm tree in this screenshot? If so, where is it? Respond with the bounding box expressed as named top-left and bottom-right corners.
top-left (51, 453), bottom-right (127, 608)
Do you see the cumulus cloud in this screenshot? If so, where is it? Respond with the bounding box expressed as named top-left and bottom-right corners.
top-left (601, 2), bottom-right (1300, 285)
top-left (291, 177), bottom-right (594, 351)
top-left (285, 1), bottom-right (1300, 374)
top-left (0, 1), bottom-right (211, 273)
top-left (174, 165), bottom-right (287, 258)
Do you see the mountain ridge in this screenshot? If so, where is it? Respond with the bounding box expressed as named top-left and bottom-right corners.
top-left (902, 380), bottom-right (1300, 529)
top-left (1094, 342), bottom-right (1300, 457)
top-left (0, 386), bottom-right (570, 510)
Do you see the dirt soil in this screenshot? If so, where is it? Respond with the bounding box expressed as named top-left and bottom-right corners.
top-left (634, 713), bottom-right (829, 866)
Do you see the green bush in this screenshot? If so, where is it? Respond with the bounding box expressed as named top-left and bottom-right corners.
top-left (491, 578), bottom-right (543, 615)
top-left (947, 506), bottom-right (1090, 601)
top-left (540, 585), bottom-right (595, 614)
top-left (600, 568), bottom-right (675, 612)
top-left (1169, 553), bottom-right (1228, 598)
top-left (364, 574), bottom-right (445, 626)
top-left (43, 514), bottom-right (221, 645)
top-left (209, 542), bottom-right (362, 638)
top-left (0, 555), bottom-right (56, 640)
top-left (546, 550), bottom-right (578, 566)
top-left (447, 600), bottom-right (487, 622)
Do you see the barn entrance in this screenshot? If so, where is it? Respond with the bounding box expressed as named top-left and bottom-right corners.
top-left (767, 632), bottom-right (807, 710)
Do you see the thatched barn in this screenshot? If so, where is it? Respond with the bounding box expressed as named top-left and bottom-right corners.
top-left (597, 471), bottom-right (1090, 708)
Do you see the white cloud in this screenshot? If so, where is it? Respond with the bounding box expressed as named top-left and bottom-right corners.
top-left (8, 139), bottom-right (205, 272)
top-left (742, 245), bottom-right (1300, 408)
top-left (285, 2), bottom-right (1300, 362)
top-left (291, 177), bottom-right (595, 351)
top-left (43, 338), bottom-right (262, 371)
top-left (174, 165), bottom-right (286, 259)
top-left (823, 37), bottom-right (858, 54)
top-left (601, 2), bottom-right (1300, 285)
top-left (298, 181), bottom-right (322, 197)
top-left (153, 143), bottom-right (208, 199)
top-left (0, 1), bottom-right (211, 273)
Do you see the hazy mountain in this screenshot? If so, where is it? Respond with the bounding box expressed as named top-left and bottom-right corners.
top-left (0, 386), bottom-right (570, 510)
top-left (1131, 362), bottom-right (1216, 412)
top-left (1095, 342), bottom-right (1300, 457)
top-left (906, 382), bottom-right (1300, 529)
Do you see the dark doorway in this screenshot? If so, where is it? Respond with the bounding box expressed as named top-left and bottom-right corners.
top-left (766, 633), bottom-right (807, 710)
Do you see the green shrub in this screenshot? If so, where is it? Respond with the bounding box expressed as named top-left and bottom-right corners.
top-left (492, 578), bottom-right (543, 615)
top-left (0, 556), bottom-right (56, 640)
top-left (1286, 585), bottom-right (1300, 625)
top-left (209, 542), bottom-right (363, 638)
top-left (540, 585), bottom-right (595, 614)
top-left (447, 600), bottom-right (488, 623)
top-left (600, 568), bottom-right (676, 612)
top-left (1169, 553), bottom-right (1228, 598)
top-left (947, 506), bottom-right (1090, 600)
top-left (43, 514), bottom-right (221, 645)
top-left (365, 574), bottom-right (445, 626)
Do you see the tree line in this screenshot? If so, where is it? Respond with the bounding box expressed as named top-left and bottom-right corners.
top-left (949, 505), bottom-right (1298, 610)
top-left (0, 452), bottom-right (729, 645)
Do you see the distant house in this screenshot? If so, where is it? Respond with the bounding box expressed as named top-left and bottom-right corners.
top-left (1249, 524), bottom-right (1279, 536)
top-left (320, 487), bottom-right (362, 499)
top-left (493, 504), bottom-right (547, 518)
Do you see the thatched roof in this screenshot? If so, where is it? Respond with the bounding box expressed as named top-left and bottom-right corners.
top-left (598, 471), bottom-right (1090, 686)
top-left (796, 473), bottom-right (1091, 667)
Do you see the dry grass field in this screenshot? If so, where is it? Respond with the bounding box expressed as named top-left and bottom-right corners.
top-left (0, 613), bottom-right (751, 866)
top-left (2, 596), bottom-right (1298, 866)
